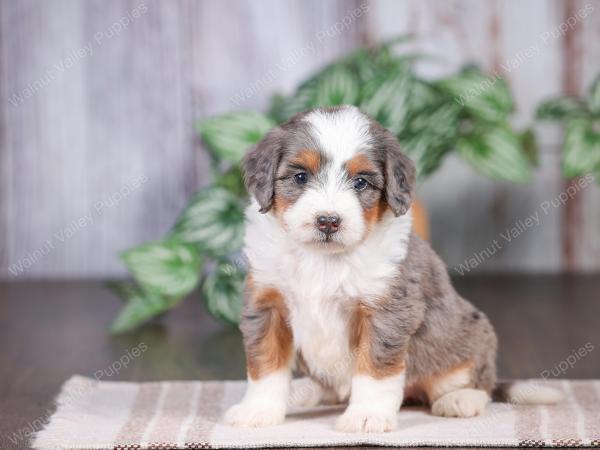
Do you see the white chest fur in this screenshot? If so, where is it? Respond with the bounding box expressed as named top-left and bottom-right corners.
top-left (243, 201), bottom-right (412, 394)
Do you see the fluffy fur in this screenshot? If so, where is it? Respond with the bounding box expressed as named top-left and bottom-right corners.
top-left (225, 106), bottom-right (560, 433)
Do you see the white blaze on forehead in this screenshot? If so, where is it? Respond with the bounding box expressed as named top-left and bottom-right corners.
top-left (304, 106), bottom-right (372, 164)
top-left (279, 107), bottom-right (375, 250)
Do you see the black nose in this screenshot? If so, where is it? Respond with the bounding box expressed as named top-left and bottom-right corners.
top-left (316, 215), bottom-right (341, 235)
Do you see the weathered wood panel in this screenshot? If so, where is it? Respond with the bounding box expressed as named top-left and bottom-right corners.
top-left (370, 0), bottom-right (600, 273)
top-left (0, 0), bottom-right (598, 278)
top-left (0, 0), bottom-right (368, 278)
top-left (574, 0), bottom-right (600, 271)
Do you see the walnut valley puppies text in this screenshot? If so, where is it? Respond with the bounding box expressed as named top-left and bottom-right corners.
top-left (454, 174), bottom-right (595, 275)
top-left (7, 174), bottom-right (147, 277)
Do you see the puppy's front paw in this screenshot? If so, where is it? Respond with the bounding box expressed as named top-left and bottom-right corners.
top-left (336, 405), bottom-right (397, 433)
top-left (224, 401), bottom-right (285, 428)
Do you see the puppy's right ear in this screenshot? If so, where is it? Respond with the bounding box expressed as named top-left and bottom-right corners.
top-left (243, 127), bottom-right (285, 213)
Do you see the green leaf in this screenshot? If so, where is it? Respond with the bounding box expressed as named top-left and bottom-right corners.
top-left (198, 112), bottom-right (275, 163)
top-left (536, 96), bottom-right (589, 120)
top-left (202, 262), bottom-right (245, 325)
top-left (269, 77), bottom-right (320, 122)
top-left (268, 94), bottom-right (289, 123)
top-left (399, 101), bottom-right (462, 178)
top-left (110, 284), bottom-right (181, 334)
top-left (457, 125), bottom-right (532, 183)
top-left (344, 40), bottom-right (419, 85)
top-left (587, 74), bottom-right (600, 115)
top-left (437, 65), bottom-right (513, 123)
top-left (172, 187), bottom-right (245, 256)
top-left (214, 165), bottom-right (246, 198)
top-left (519, 128), bottom-right (539, 166)
top-left (360, 68), bottom-right (412, 134)
top-left (343, 47), bottom-right (382, 84)
top-left (406, 78), bottom-right (443, 113)
top-left (314, 65), bottom-right (360, 107)
top-left (563, 119), bottom-right (600, 178)
top-left (400, 136), bottom-right (449, 180)
top-left (402, 100), bottom-right (462, 146)
top-left (121, 240), bottom-right (202, 298)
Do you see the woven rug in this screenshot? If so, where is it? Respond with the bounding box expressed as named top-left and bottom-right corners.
top-left (32, 376), bottom-right (600, 449)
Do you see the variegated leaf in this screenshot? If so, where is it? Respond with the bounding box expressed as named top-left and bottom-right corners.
top-left (406, 78), bottom-right (442, 113)
top-left (400, 135), bottom-right (448, 180)
top-left (402, 101), bottom-right (461, 147)
top-left (563, 119), bottom-right (600, 178)
top-left (437, 65), bottom-right (513, 123)
top-left (121, 240), bottom-right (202, 298)
top-left (314, 65), bottom-right (360, 107)
top-left (110, 283), bottom-right (181, 334)
top-left (360, 69), bottom-right (412, 134)
top-left (214, 165), bottom-right (246, 198)
top-left (198, 112), bottom-right (275, 163)
top-left (537, 96), bottom-right (589, 120)
top-left (344, 42), bottom-right (417, 85)
top-left (270, 80), bottom-right (318, 122)
top-left (202, 262), bottom-right (245, 325)
top-left (587, 74), bottom-right (600, 115)
top-left (520, 128), bottom-right (539, 166)
top-left (172, 187), bottom-right (245, 256)
top-left (399, 100), bottom-right (461, 178)
top-left (457, 125), bottom-right (531, 183)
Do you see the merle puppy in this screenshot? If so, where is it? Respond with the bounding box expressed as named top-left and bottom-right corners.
top-left (224, 106), bottom-right (560, 433)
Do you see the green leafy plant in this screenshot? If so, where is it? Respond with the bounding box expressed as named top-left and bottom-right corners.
top-left (537, 75), bottom-right (600, 180)
top-left (110, 38), bottom-right (536, 333)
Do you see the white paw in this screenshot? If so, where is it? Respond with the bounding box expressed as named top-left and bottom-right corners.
top-left (224, 401), bottom-right (285, 428)
top-left (336, 405), bottom-right (397, 433)
top-left (431, 388), bottom-right (489, 418)
top-left (289, 378), bottom-right (323, 408)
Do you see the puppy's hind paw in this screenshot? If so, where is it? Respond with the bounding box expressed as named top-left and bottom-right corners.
top-left (336, 405), bottom-right (397, 433)
top-left (224, 401), bottom-right (285, 428)
top-left (289, 377), bottom-right (324, 408)
top-left (431, 388), bottom-right (490, 418)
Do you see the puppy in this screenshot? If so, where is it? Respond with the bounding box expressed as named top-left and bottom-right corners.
top-left (225, 105), bottom-right (560, 433)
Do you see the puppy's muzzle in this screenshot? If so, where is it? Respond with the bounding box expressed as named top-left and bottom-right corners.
top-left (316, 214), bottom-right (341, 236)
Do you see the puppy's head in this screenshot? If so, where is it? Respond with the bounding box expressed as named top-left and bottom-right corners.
top-left (243, 106), bottom-right (415, 253)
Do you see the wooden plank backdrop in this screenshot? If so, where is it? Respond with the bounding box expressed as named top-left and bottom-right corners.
top-left (0, 0), bottom-right (598, 279)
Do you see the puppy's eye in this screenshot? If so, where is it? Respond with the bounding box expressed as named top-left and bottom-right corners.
top-left (294, 172), bottom-right (308, 185)
top-left (353, 177), bottom-right (368, 191)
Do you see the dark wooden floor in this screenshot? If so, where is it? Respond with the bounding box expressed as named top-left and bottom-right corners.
top-left (1, 275), bottom-right (599, 450)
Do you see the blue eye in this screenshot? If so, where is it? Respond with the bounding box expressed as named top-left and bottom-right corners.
top-left (294, 172), bottom-right (308, 185)
top-left (353, 177), bottom-right (368, 191)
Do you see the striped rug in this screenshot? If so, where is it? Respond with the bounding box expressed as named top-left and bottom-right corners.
top-left (33, 376), bottom-right (600, 449)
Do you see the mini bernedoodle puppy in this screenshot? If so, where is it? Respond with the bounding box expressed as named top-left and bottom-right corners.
top-left (225, 106), bottom-right (561, 433)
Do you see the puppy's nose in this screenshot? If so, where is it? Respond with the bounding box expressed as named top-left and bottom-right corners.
top-left (316, 215), bottom-right (341, 235)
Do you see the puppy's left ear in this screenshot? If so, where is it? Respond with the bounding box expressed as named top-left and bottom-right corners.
top-left (243, 126), bottom-right (286, 213)
top-left (384, 140), bottom-right (416, 217)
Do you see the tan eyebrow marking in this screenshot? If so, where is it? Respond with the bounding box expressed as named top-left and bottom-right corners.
top-left (289, 149), bottom-right (322, 174)
top-left (345, 153), bottom-right (377, 178)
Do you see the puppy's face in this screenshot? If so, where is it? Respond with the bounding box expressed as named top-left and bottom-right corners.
top-left (244, 106), bottom-right (415, 253)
